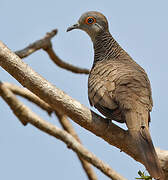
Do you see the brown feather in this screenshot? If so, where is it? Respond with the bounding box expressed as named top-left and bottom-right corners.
top-left (88, 27), bottom-right (163, 179)
top-left (68, 11), bottom-right (164, 179)
top-left (125, 110), bottom-right (164, 179)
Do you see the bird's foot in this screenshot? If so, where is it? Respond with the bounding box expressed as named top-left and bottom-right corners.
top-left (103, 118), bottom-right (111, 135)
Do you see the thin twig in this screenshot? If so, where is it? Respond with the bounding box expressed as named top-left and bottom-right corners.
top-left (15, 29), bottom-right (89, 74)
top-left (55, 111), bottom-right (98, 180)
top-left (44, 46), bottom-right (89, 74)
top-left (0, 82), bottom-right (127, 180)
top-left (15, 29), bottom-right (57, 58)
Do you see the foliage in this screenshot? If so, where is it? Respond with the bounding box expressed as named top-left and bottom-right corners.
top-left (136, 171), bottom-right (152, 180)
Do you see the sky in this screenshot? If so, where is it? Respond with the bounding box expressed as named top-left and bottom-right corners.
top-left (0, 0), bottom-right (168, 179)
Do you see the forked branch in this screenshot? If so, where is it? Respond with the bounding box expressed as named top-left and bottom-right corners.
top-left (15, 29), bottom-right (89, 74)
top-left (0, 82), bottom-right (126, 180)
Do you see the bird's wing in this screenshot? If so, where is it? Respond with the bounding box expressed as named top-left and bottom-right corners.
top-left (88, 59), bottom-right (153, 122)
top-left (113, 59), bottom-right (153, 113)
top-left (88, 61), bottom-right (117, 107)
top-left (88, 61), bottom-right (125, 121)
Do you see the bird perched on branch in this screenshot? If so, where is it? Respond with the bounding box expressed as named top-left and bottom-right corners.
top-left (67, 11), bottom-right (164, 179)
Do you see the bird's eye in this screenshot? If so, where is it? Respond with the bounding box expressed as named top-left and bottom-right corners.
top-left (85, 16), bottom-right (96, 25)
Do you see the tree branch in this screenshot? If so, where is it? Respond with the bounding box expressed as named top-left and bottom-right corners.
top-left (0, 41), bottom-right (140, 161)
top-left (3, 82), bottom-right (97, 179)
top-left (156, 148), bottom-right (168, 179)
top-left (55, 111), bottom-right (98, 180)
top-left (3, 82), bottom-right (53, 115)
top-left (0, 41), bottom-right (167, 179)
top-left (44, 46), bottom-right (89, 74)
top-left (15, 29), bottom-right (89, 74)
top-left (3, 82), bottom-right (99, 180)
top-left (0, 82), bottom-right (126, 180)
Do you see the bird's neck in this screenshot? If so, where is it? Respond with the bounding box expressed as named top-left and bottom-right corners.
top-left (93, 31), bottom-right (124, 63)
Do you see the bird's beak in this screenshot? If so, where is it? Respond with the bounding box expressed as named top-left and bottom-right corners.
top-left (66, 23), bottom-right (80, 32)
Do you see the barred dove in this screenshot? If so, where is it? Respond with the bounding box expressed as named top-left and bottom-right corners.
top-left (67, 11), bottom-right (164, 180)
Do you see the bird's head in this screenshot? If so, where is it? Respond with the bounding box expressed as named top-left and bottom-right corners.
top-left (67, 11), bottom-right (109, 41)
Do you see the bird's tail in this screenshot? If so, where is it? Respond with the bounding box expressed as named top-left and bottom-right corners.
top-left (125, 110), bottom-right (164, 180)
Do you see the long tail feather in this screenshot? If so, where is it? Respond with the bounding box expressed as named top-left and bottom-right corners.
top-left (136, 128), bottom-right (164, 179)
top-left (125, 110), bottom-right (164, 180)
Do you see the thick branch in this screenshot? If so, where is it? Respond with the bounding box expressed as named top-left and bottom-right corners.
top-left (15, 29), bottom-right (89, 74)
top-left (0, 41), bottom-right (167, 178)
top-left (0, 41), bottom-right (139, 160)
top-left (0, 83), bottom-right (126, 180)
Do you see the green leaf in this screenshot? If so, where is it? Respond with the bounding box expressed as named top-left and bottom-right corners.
top-left (135, 170), bottom-right (152, 180)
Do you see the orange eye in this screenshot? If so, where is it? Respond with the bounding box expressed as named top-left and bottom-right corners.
top-left (85, 16), bottom-right (96, 25)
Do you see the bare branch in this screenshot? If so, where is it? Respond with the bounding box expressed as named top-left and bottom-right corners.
top-left (4, 82), bottom-right (98, 180)
top-left (55, 111), bottom-right (98, 180)
top-left (0, 82), bottom-right (27, 125)
top-left (15, 29), bottom-right (89, 74)
top-left (0, 41), bottom-right (167, 178)
top-left (3, 82), bottom-right (53, 115)
top-left (2, 82), bottom-right (100, 180)
top-left (156, 148), bottom-right (168, 178)
top-left (0, 82), bottom-right (126, 180)
top-left (44, 46), bottom-right (89, 74)
top-left (15, 29), bottom-right (57, 58)
top-left (0, 41), bottom-right (140, 160)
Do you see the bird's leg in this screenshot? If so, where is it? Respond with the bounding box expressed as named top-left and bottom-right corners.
top-left (103, 118), bottom-right (111, 135)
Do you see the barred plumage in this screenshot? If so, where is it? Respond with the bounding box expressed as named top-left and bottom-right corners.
top-left (94, 31), bottom-right (122, 62)
top-left (67, 11), bottom-right (164, 180)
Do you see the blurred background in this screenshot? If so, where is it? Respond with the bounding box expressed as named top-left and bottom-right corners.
top-left (1, 0), bottom-right (168, 179)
